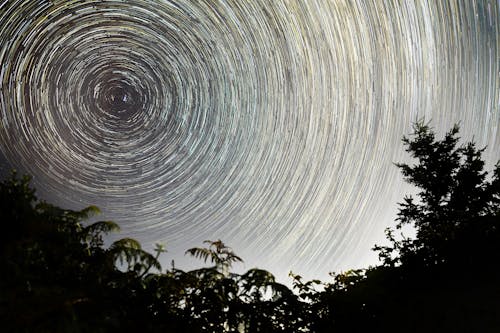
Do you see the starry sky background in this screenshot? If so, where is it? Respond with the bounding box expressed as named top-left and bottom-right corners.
top-left (0, 0), bottom-right (498, 283)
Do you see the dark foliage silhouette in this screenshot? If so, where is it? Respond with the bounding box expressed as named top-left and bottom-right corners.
top-left (1, 123), bottom-right (499, 332)
top-left (0, 172), bottom-right (306, 332)
top-left (316, 122), bottom-right (500, 332)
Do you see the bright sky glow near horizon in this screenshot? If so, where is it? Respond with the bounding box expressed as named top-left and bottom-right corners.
top-left (0, 0), bottom-right (499, 284)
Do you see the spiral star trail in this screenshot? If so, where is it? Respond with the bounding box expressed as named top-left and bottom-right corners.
top-left (0, 0), bottom-right (498, 282)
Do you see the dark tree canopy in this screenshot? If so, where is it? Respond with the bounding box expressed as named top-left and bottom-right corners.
top-left (1, 123), bottom-right (499, 332)
top-left (373, 123), bottom-right (500, 268)
top-left (323, 123), bottom-right (500, 332)
top-left (0, 172), bottom-right (306, 332)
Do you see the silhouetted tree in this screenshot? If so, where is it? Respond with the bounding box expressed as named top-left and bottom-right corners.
top-left (0, 172), bottom-right (177, 332)
top-left (375, 122), bottom-right (500, 267)
top-left (186, 239), bottom-right (243, 276)
top-left (318, 122), bottom-right (500, 332)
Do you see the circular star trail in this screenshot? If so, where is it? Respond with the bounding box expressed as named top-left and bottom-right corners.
top-left (0, 1), bottom-right (498, 282)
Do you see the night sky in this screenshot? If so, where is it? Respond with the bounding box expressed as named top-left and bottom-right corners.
top-left (0, 0), bottom-right (498, 283)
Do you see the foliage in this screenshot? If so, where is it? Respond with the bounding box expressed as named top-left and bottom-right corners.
top-left (318, 122), bottom-right (500, 332)
top-left (1, 123), bottom-right (499, 332)
top-left (185, 239), bottom-right (243, 275)
top-left (0, 172), bottom-right (307, 332)
top-left (374, 122), bottom-right (500, 268)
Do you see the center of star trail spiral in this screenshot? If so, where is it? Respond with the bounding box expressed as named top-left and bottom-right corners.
top-left (0, 0), bottom-right (498, 282)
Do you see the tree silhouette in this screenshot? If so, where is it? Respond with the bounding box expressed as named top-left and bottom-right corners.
top-left (319, 122), bottom-right (500, 332)
top-left (374, 122), bottom-right (500, 268)
top-left (186, 239), bottom-right (243, 275)
top-left (0, 171), bottom-right (174, 332)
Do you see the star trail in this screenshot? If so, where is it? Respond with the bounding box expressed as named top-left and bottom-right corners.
top-left (0, 0), bottom-right (498, 282)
